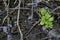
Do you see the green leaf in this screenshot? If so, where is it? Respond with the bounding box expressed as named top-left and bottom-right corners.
top-left (40, 21), bottom-right (44, 25)
top-left (41, 16), bottom-right (45, 21)
top-left (45, 13), bottom-right (51, 19)
top-left (48, 22), bottom-right (53, 28)
top-left (45, 21), bottom-right (48, 25)
top-left (49, 25), bottom-right (53, 28)
top-left (45, 22), bottom-right (53, 28)
top-left (41, 8), bottom-right (46, 15)
top-left (45, 24), bottom-right (49, 28)
top-left (49, 17), bottom-right (54, 21)
top-left (46, 25), bottom-right (53, 28)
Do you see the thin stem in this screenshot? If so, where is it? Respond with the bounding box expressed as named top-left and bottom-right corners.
top-left (17, 0), bottom-right (23, 40)
top-left (2, 0), bottom-right (9, 24)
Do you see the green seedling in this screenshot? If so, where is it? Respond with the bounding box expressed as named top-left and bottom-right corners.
top-left (40, 8), bottom-right (54, 29)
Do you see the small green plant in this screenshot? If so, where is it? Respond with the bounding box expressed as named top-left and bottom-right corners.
top-left (40, 8), bottom-right (54, 28)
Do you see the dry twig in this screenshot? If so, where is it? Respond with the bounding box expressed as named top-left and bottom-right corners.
top-left (17, 0), bottom-right (23, 40)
